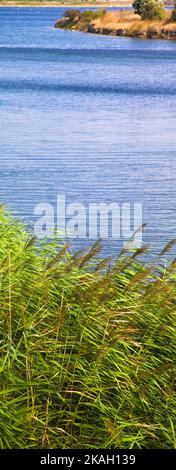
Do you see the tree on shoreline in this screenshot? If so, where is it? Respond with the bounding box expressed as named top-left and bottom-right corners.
top-left (141, 0), bottom-right (165, 20)
top-left (133, 0), bottom-right (146, 16)
top-left (133, 0), bottom-right (165, 20)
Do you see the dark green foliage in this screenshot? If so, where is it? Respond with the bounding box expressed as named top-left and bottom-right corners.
top-left (133, 0), bottom-right (146, 15)
top-left (64, 10), bottom-right (82, 21)
top-left (55, 9), bottom-right (106, 32)
top-left (78, 9), bottom-right (106, 25)
top-left (133, 0), bottom-right (165, 20)
top-left (81, 10), bottom-right (96, 21)
top-left (141, 0), bottom-right (165, 20)
top-left (0, 209), bottom-right (176, 448)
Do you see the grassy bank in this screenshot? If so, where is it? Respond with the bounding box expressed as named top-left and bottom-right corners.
top-left (0, 0), bottom-right (132, 7)
top-left (0, 208), bottom-right (176, 448)
top-left (0, 0), bottom-right (173, 8)
top-left (55, 9), bottom-right (176, 39)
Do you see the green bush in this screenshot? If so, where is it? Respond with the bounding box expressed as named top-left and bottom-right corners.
top-left (133, 0), bottom-right (165, 20)
top-left (133, 0), bottom-right (146, 16)
top-left (0, 208), bottom-right (176, 448)
top-left (141, 0), bottom-right (165, 20)
top-left (64, 9), bottom-right (81, 21)
top-left (95, 8), bottom-right (107, 19)
top-left (81, 10), bottom-right (106, 23)
top-left (81, 10), bottom-right (96, 22)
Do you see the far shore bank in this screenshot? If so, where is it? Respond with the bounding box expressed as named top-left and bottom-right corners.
top-left (0, 1), bottom-right (173, 8)
top-left (55, 9), bottom-right (176, 40)
top-left (0, 1), bottom-right (133, 7)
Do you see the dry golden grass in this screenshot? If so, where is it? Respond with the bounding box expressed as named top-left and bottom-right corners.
top-left (92, 10), bottom-right (176, 37)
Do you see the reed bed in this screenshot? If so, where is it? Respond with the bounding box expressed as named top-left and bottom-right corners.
top-left (0, 208), bottom-right (176, 449)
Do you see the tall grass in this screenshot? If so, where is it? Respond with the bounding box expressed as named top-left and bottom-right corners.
top-left (0, 208), bottom-right (176, 448)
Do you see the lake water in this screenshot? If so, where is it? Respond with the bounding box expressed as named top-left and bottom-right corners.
top-left (0, 7), bottom-right (176, 257)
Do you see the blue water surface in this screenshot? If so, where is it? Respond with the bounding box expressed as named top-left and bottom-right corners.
top-left (0, 7), bottom-right (176, 256)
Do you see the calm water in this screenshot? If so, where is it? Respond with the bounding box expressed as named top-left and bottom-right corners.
top-left (0, 7), bottom-right (176, 256)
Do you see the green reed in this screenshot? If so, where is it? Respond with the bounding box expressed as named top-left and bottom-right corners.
top-left (0, 208), bottom-right (176, 448)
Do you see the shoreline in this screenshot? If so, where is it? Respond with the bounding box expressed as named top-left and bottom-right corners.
top-left (0, 1), bottom-right (173, 8)
top-left (55, 9), bottom-right (176, 40)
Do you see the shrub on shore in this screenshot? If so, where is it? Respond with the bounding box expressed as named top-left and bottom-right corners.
top-left (64, 9), bottom-right (82, 21)
top-left (0, 208), bottom-right (176, 448)
top-left (55, 9), bottom-right (107, 32)
top-left (133, 0), bottom-right (146, 15)
top-left (140, 0), bottom-right (166, 20)
top-left (133, 0), bottom-right (166, 20)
